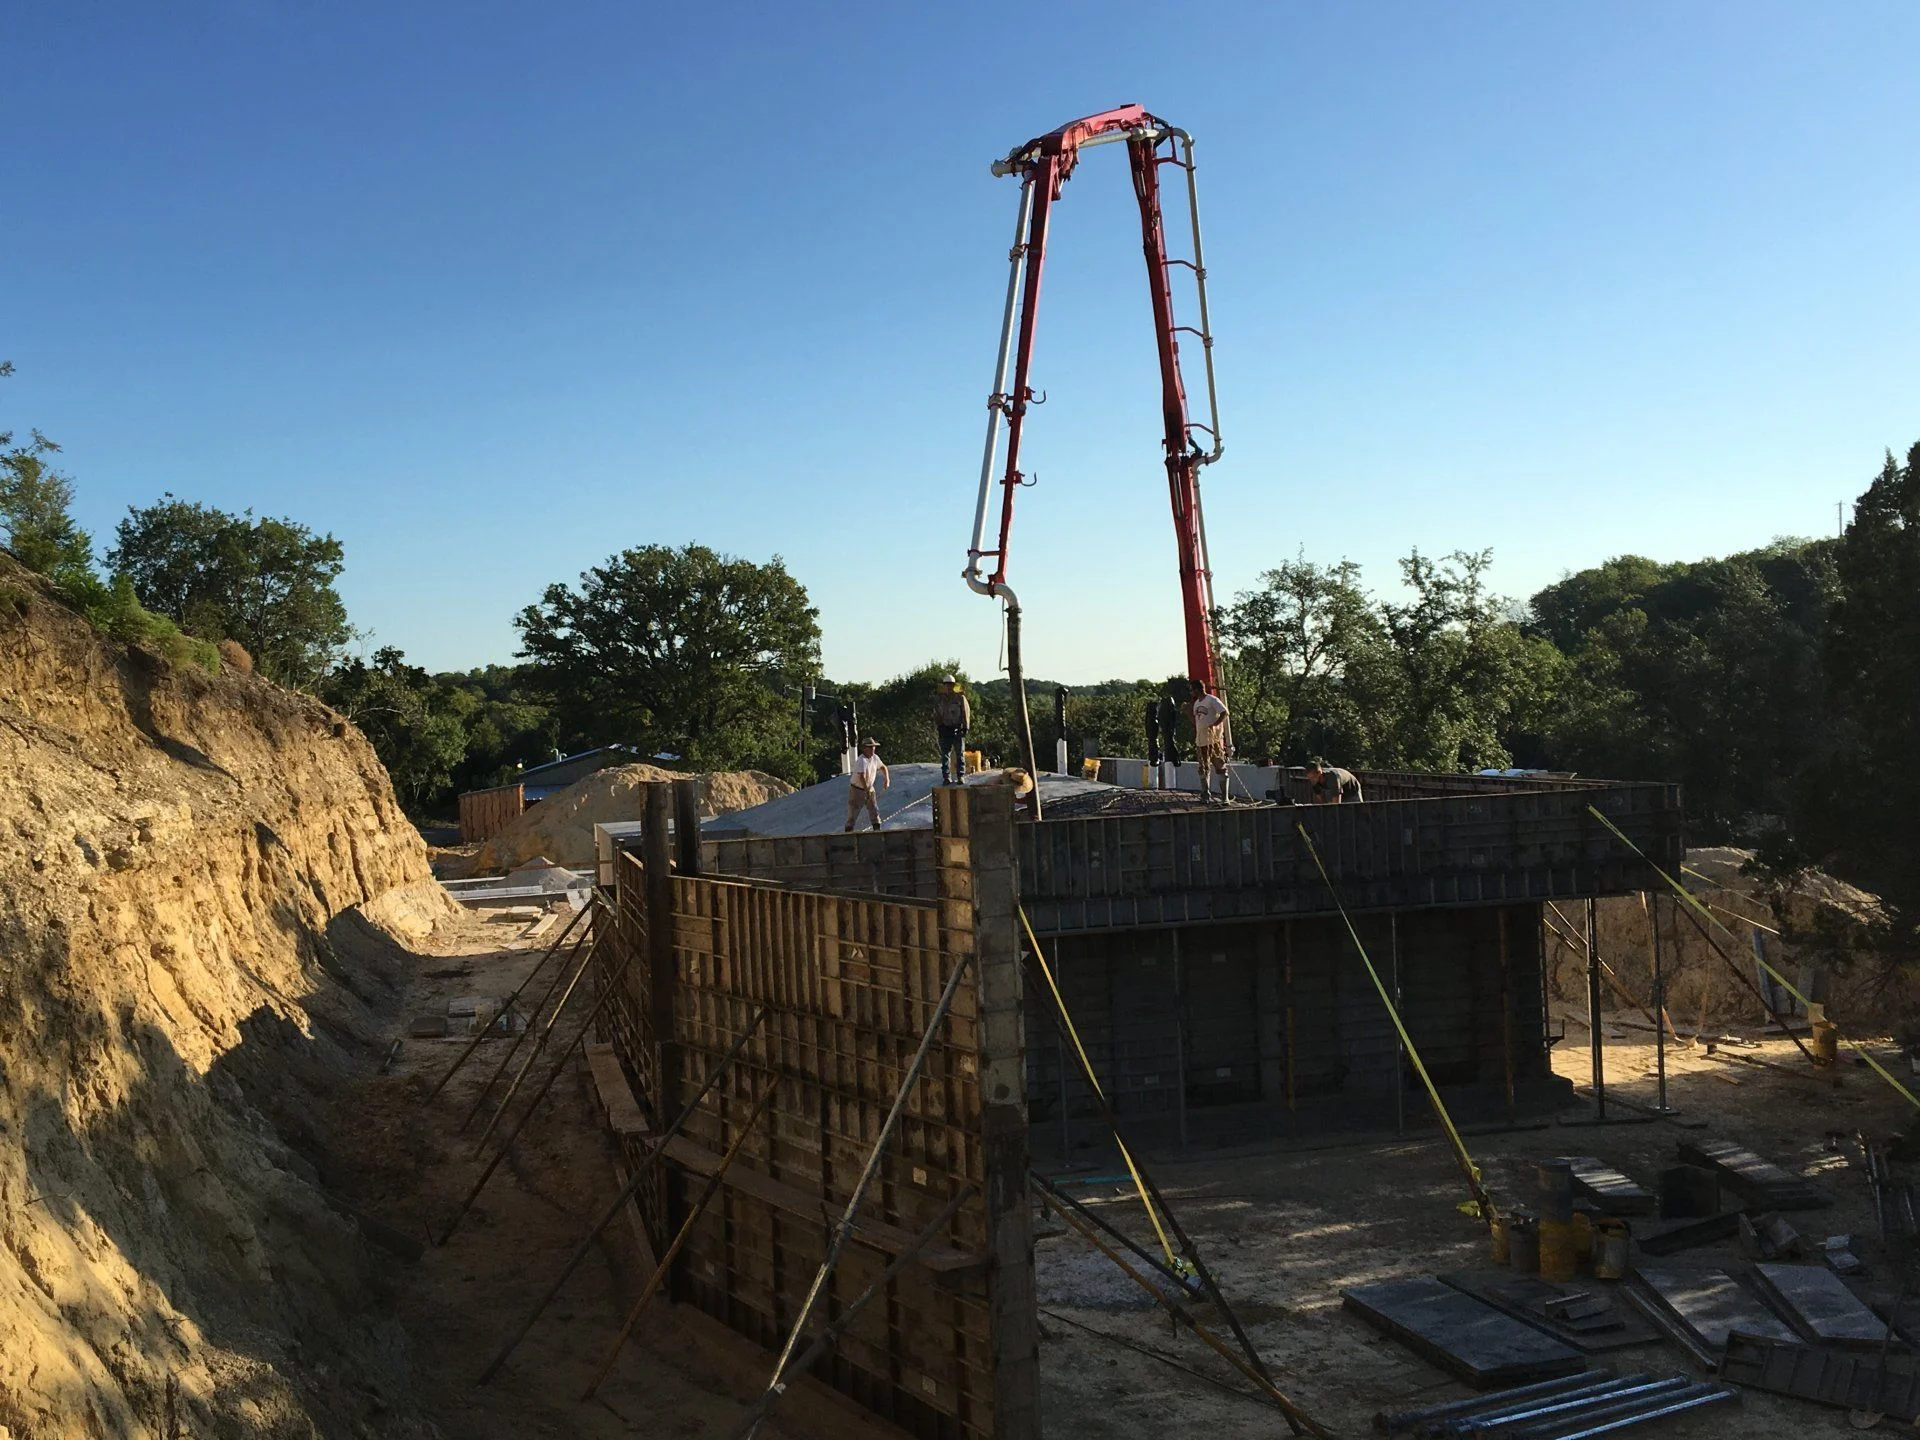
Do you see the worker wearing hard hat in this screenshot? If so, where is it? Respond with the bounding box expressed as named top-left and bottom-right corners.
top-left (932, 675), bottom-right (971, 785)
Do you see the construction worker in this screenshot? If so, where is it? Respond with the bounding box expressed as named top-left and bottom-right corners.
top-left (932, 674), bottom-right (971, 785)
top-left (845, 737), bottom-right (889, 831)
top-left (1305, 759), bottom-right (1364, 804)
top-left (1189, 680), bottom-right (1230, 803)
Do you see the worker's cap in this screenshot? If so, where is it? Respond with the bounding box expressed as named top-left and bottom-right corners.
top-left (859, 736), bottom-right (877, 746)
top-left (1003, 768), bottom-right (1035, 796)
top-left (941, 674), bottom-right (957, 684)
top-left (1306, 758), bottom-right (1327, 771)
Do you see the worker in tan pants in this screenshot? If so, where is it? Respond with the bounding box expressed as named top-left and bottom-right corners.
top-left (845, 737), bottom-right (889, 831)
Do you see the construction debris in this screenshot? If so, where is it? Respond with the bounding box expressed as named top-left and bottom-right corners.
top-left (1749, 1262), bottom-right (1890, 1348)
top-left (1718, 1331), bottom-right (1920, 1420)
top-left (1675, 1138), bottom-right (1830, 1211)
top-left (1560, 1156), bottom-right (1656, 1215)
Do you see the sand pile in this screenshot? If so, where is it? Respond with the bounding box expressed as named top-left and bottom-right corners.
top-left (1547, 845), bottom-right (1895, 1033)
top-left (0, 554), bottom-right (456, 1439)
top-left (471, 763), bottom-right (793, 870)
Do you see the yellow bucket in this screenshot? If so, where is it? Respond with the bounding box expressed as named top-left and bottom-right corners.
top-left (1539, 1218), bottom-right (1584, 1282)
top-left (1812, 1019), bottom-right (1838, 1066)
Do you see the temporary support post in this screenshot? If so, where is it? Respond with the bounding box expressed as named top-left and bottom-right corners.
top-left (1255, 927), bottom-right (1284, 1116)
top-left (1390, 914), bottom-right (1405, 1138)
top-left (642, 782), bottom-right (682, 1253)
top-left (1649, 894), bottom-right (1675, 1116)
top-left (425, 900), bottom-right (591, 1104)
top-left (1586, 898), bottom-right (1606, 1120)
top-left (1498, 908), bottom-right (1517, 1124)
top-left (1171, 931), bottom-right (1188, 1147)
top-left (672, 776), bottom-right (703, 875)
top-left (938, 784), bottom-right (1040, 1438)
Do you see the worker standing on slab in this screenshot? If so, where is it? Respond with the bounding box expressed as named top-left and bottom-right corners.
top-left (1305, 759), bottom-right (1364, 804)
top-left (932, 675), bottom-right (971, 785)
top-left (845, 738), bottom-right (889, 831)
top-left (1189, 680), bottom-right (1231, 803)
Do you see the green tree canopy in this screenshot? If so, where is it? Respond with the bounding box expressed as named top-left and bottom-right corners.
top-left (322, 648), bottom-right (469, 812)
top-left (515, 543), bottom-right (820, 775)
top-left (1813, 442), bottom-right (1920, 912)
top-left (109, 496), bottom-right (351, 687)
top-left (1219, 556), bottom-right (1379, 763)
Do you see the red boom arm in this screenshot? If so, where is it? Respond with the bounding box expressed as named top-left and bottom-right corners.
top-left (965, 105), bottom-right (1226, 693)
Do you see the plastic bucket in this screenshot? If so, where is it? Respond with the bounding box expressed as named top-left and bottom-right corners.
top-left (1507, 1216), bottom-right (1540, 1274)
top-left (1592, 1218), bottom-right (1630, 1279)
top-left (1538, 1218), bottom-right (1583, 1281)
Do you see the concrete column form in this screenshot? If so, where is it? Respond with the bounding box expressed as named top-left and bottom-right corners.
top-left (934, 784), bottom-right (1038, 1440)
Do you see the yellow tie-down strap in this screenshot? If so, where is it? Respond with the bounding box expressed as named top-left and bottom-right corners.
top-left (1296, 823), bottom-right (1497, 1225)
top-left (1588, 804), bottom-right (1920, 1112)
top-left (1019, 907), bottom-right (1188, 1279)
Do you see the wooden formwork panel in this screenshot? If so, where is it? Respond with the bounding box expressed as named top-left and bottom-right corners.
top-left (1019, 784), bottom-right (1683, 935)
top-left (605, 837), bottom-right (1012, 1439)
top-left (457, 782), bottom-right (525, 842)
top-left (703, 830), bottom-right (941, 901)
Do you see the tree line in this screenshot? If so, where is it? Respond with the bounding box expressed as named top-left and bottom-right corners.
top-left (3, 365), bottom-right (1912, 920)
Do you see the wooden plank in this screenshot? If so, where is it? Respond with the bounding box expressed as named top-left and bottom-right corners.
top-left (1437, 1270), bottom-right (1661, 1353)
top-left (660, 1135), bottom-right (982, 1274)
top-left (1341, 1277), bottom-right (1585, 1388)
top-left (1677, 1138), bottom-right (1830, 1211)
top-left (1751, 1263), bottom-right (1889, 1349)
top-left (1558, 1156), bottom-right (1656, 1215)
top-left (584, 1042), bottom-right (651, 1137)
top-left (1629, 1264), bottom-right (1799, 1353)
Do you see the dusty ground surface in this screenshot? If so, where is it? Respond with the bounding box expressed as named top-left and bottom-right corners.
top-left (1031, 1020), bottom-right (1918, 1438)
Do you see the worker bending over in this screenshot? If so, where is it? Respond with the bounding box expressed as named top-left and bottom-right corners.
top-left (845, 737), bottom-right (889, 831)
top-left (932, 674), bottom-right (971, 785)
top-left (1189, 680), bottom-right (1231, 804)
top-left (1305, 759), bottom-right (1364, 804)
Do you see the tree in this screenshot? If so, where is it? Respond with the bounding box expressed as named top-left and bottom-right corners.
top-left (109, 497), bottom-right (351, 688)
top-left (1359, 549), bottom-right (1556, 772)
top-left (0, 364), bottom-right (95, 591)
top-left (1815, 442), bottom-right (1920, 914)
top-left (1218, 557), bottom-right (1379, 762)
top-left (322, 648), bottom-right (470, 813)
top-left (515, 543), bottom-right (821, 774)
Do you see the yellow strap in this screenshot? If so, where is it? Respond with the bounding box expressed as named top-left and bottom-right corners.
top-left (1018, 907), bottom-right (1186, 1277)
top-left (1296, 824), bottom-right (1496, 1224)
top-left (1587, 804), bottom-right (1920, 1111)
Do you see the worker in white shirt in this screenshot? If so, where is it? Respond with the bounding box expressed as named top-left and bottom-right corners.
top-left (845, 736), bottom-right (890, 832)
top-left (1188, 680), bottom-right (1231, 803)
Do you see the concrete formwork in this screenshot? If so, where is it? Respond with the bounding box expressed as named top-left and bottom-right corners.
top-left (598, 784), bottom-right (1036, 1440)
top-left (700, 778), bottom-right (1684, 1147)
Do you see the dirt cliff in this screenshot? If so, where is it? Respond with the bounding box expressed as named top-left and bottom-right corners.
top-left (0, 554), bottom-right (456, 1440)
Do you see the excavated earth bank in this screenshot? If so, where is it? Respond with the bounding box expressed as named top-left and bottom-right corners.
top-left (0, 555), bottom-right (457, 1440)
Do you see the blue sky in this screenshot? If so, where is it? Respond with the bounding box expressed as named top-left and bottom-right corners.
top-left (5, 3), bottom-right (1917, 684)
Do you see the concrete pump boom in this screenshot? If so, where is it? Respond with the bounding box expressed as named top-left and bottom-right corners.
top-left (964, 105), bottom-right (1226, 803)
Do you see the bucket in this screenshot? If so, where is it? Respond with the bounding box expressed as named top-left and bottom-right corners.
top-left (1536, 1160), bottom-right (1575, 1223)
top-left (1812, 1019), bottom-right (1838, 1066)
top-left (1593, 1218), bottom-right (1630, 1279)
top-left (1539, 1218), bottom-right (1583, 1282)
top-left (1507, 1215), bottom-right (1540, 1274)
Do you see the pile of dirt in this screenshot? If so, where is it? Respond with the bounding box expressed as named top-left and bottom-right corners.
top-left (1548, 845), bottom-right (1897, 1035)
top-left (469, 763), bottom-right (792, 871)
top-left (0, 554), bottom-right (458, 1439)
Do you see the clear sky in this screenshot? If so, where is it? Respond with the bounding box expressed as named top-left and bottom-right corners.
top-left (5, 3), bottom-right (1917, 685)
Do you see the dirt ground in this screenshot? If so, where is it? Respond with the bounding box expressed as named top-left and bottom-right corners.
top-left (325, 904), bottom-right (1916, 1440)
top-left (1031, 1019), bottom-right (1917, 1438)
top-left (320, 904), bottom-right (845, 1440)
